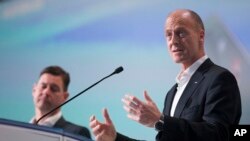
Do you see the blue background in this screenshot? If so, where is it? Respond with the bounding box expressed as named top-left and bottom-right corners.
top-left (0, 0), bottom-right (249, 140)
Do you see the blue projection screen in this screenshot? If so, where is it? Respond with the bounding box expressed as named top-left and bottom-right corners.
top-left (0, 0), bottom-right (249, 140)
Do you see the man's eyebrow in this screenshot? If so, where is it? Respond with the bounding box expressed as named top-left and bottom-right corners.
top-left (50, 83), bottom-right (59, 87)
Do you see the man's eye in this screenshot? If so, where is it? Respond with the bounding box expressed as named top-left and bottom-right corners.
top-left (179, 32), bottom-right (186, 38)
top-left (166, 32), bottom-right (172, 37)
top-left (166, 33), bottom-right (172, 40)
top-left (51, 86), bottom-right (60, 93)
top-left (41, 84), bottom-right (46, 89)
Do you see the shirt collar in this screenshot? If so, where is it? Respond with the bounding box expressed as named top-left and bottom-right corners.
top-left (30, 111), bottom-right (62, 127)
top-left (176, 55), bottom-right (208, 85)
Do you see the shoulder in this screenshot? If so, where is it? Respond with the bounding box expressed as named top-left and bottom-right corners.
top-left (201, 59), bottom-right (236, 80)
top-left (196, 59), bottom-right (239, 89)
top-left (200, 62), bottom-right (240, 95)
top-left (55, 117), bottom-right (91, 138)
top-left (66, 120), bottom-right (91, 138)
top-left (207, 64), bottom-right (236, 80)
top-left (116, 132), bottom-right (142, 141)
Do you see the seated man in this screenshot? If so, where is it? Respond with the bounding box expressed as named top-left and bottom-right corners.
top-left (30, 65), bottom-right (91, 139)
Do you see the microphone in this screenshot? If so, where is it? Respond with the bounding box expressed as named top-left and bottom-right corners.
top-left (36, 66), bottom-right (124, 125)
top-left (112, 66), bottom-right (123, 75)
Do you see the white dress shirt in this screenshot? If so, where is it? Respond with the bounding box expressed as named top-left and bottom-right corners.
top-left (170, 55), bottom-right (208, 117)
top-left (30, 111), bottom-right (62, 127)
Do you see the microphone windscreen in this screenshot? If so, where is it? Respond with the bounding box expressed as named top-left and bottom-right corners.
top-left (114, 66), bottom-right (123, 74)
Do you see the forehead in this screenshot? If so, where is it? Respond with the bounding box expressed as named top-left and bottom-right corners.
top-left (38, 73), bottom-right (63, 87)
top-left (165, 11), bottom-right (195, 30)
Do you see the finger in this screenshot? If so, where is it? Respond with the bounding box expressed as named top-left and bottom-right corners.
top-left (121, 97), bottom-right (130, 106)
top-left (89, 116), bottom-right (102, 129)
top-left (124, 94), bottom-right (143, 107)
top-left (103, 108), bottom-right (113, 125)
top-left (92, 124), bottom-right (101, 136)
top-left (89, 118), bottom-right (98, 128)
top-left (89, 115), bottom-right (96, 128)
top-left (123, 104), bottom-right (138, 115)
top-left (129, 95), bottom-right (144, 106)
top-left (144, 90), bottom-right (154, 103)
top-left (122, 97), bottom-right (138, 110)
top-left (89, 115), bottom-right (95, 122)
top-left (95, 134), bottom-right (101, 141)
top-left (127, 113), bottom-right (139, 121)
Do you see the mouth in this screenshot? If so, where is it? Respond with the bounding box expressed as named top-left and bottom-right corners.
top-left (171, 45), bottom-right (183, 52)
top-left (172, 49), bottom-right (183, 53)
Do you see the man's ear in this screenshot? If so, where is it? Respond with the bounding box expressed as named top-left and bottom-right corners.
top-left (198, 30), bottom-right (205, 49)
top-left (199, 30), bottom-right (205, 42)
top-left (32, 83), bottom-right (37, 96)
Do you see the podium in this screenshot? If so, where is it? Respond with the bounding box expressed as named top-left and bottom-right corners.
top-left (0, 118), bottom-right (93, 141)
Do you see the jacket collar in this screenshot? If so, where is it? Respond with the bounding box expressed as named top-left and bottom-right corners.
top-left (164, 58), bottom-right (214, 117)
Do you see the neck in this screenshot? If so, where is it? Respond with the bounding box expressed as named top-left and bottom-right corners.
top-left (181, 54), bottom-right (205, 71)
top-left (35, 108), bottom-right (59, 122)
top-left (180, 60), bottom-right (194, 71)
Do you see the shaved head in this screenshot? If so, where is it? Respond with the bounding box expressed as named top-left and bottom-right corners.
top-left (167, 9), bottom-right (204, 31)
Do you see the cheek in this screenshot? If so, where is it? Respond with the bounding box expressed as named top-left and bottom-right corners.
top-left (167, 42), bottom-right (172, 52)
top-left (32, 88), bottom-right (39, 98)
top-left (54, 95), bottom-right (66, 103)
top-left (185, 36), bottom-right (198, 46)
top-left (32, 93), bottom-right (40, 104)
top-left (167, 47), bottom-right (174, 58)
top-left (167, 46), bottom-right (171, 53)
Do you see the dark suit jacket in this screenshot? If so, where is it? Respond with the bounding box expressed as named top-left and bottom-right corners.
top-left (116, 59), bottom-right (241, 141)
top-left (53, 116), bottom-right (91, 139)
top-left (156, 59), bottom-right (241, 141)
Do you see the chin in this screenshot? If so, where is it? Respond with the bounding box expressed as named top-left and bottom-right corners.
top-left (173, 59), bottom-right (182, 63)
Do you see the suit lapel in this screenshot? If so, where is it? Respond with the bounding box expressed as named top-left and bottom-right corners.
top-left (173, 59), bottom-right (214, 118)
top-left (173, 71), bottom-right (204, 117)
top-left (54, 116), bottom-right (66, 128)
top-left (164, 84), bottom-right (177, 116)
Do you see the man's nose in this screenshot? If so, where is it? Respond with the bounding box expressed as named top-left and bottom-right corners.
top-left (43, 87), bottom-right (52, 96)
top-left (170, 33), bottom-right (180, 44)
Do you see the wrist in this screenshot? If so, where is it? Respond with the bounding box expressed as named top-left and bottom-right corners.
top-left (154, 114), bottom-right (164, 131)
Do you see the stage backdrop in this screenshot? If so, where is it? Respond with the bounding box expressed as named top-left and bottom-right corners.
top-left (0, 0), bottom-right (249, 140)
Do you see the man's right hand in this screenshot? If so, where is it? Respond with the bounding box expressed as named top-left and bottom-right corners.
top-left (89, 108), bottom-right (117, 141)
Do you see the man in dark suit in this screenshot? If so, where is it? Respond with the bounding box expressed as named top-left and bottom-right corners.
top-left (30, 66), bottom-right (91, 139)
top-left (89, 9), bottom-right (242, 141)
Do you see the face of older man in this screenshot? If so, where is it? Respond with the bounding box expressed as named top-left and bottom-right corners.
top-left (165, 10), bottom-right (205, 69)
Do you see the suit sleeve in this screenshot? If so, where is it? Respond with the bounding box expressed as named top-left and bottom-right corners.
top-left (79, 126), bottom-right (91, 139)
top-left (115, 132), bottom-right (145, 141)
top-left (156, 70), bottom-right (241, 141)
